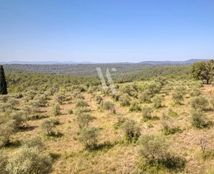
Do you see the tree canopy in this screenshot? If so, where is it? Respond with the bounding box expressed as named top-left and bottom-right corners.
top-left (192, 60), bottom-right (214, 84)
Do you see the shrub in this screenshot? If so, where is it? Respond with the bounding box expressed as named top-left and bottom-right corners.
top-left (6, 147), bottom-right (52, 174)
top-left (142, 106), bottom-right (153, 121)
top-left (0, 153), bottom-right (7, 173)
top-left (140, 90), bottom-right (152, 103)
top-left (114, 116), bottom-right (126, 129)
top-left (209, 98), bottom-right (214, 110)
top-left (119, 94), bottom-right (130, 106)
top-left (102, 101), bottom-right (116, 113)
top-left (152, 96), bottom-right (162, 108)
top-left (161, 120), bottom-right (181, 135)
top-left (76, 113), bottom-right (94, 129)
top-left (172, 91), bottom-right (183, 104)
top-left (129, 102), bottom-right (141, 112)
top-left (79, 127), bottom-right (99, 150)
top-left (95, 96), bottom-right (103, 105)
top-left (52, 103), bottom-right (61, 116)
top-left (191, 96), bottom-right (208, 111)
top-left (0, 121), bottom-right (15, 147)
top-left (23, 137), bottom-right (44, 150)
top-left (140, 135), bottom-right (185, 170)
top-left (68, 109), bottom-right (73, 114)
top-left (191, 110), bottom-right (211, 129)
top-left (41, 119), bottom-right (60, 137)
top-left (74, 107), bottom-right (91, 115)
top-left (76, 99), bottom-right (89, 108)
top-left (55, 93), bottom-right (65, 104)
top-left (190, 88), bottom-right (201, 97)
top-left (122, 119), bottom-right (141, 143)
top-left (11, 112), bottom-right (27, 130)
top-left (140, 135), bottom-right (168, 164)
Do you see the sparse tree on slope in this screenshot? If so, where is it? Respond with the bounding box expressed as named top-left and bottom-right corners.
top-left (192, 60), bottom-right (214, 84)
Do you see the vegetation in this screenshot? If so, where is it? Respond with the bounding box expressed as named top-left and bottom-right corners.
top-left (192, 60), bottom-right (214, 84)
top-left (0, 62), bottom-right (213, 173)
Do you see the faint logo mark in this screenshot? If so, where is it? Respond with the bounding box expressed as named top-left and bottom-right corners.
top-left (96, 67), bottom-right (117, 94)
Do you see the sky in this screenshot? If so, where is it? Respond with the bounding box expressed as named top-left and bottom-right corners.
top-left (0, 0), bottom-right (214, 63)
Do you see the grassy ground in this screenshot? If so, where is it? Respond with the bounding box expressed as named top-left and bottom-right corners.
top-left (0, 78), bottom-right (214, 174)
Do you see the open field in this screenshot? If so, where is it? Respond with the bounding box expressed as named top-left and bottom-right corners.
top-left (0, 64), bottom-right (214, 174)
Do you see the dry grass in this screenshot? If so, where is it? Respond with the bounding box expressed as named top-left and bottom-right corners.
top-left (0, 80), bottom-right (214, 174)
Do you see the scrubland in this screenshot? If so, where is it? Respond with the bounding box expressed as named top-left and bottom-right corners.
top-left (0, 65), bottom-right (214, 174)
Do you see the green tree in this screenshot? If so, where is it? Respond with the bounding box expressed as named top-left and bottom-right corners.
top-left (192, 60), bottom-right (214, 84)
top-left (0, 65), bottom-right (7, 95)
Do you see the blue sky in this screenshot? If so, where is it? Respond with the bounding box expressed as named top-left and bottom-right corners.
top-left (0, 0), bottom-right (214, 63)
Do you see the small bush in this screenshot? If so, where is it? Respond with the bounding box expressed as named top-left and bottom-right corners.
top-left (11, 112), bottom-right (27, 130)
top-left (140, 90), bottom-right (152, 103)
top-left (142, 106), bottom-right (153, 121)
top-left (122, 119), bottom-right (141, 143)
top-left (55, 93), bottom-right (65, 104)
top-left (209, 98), bottom-right (214, 110)
top-left (79, 127), bottom-right (99, 150)
top-left (0, 153), bottom-right (7, 173)
top-left (172, 91), bottom-right (183, 104)
top-left (41, 119), bottom-right (61, 137)
top-left (129, 102), bottom-right (141, 112)
top-left (95, 96), bottom-right (103, 105)
top-left (191, 96), bottom-right (208, 111)
top-left (152, 96), bottom-right (162, 108)
top-left (0, 121), bottom-right (15, 147)
top-left (23, 137), bottom-right (44, 150)
top-left (190, 88), bottom-right (201, 97)
top-left (52, 104), bottom-right (61, 116)
top-left (76, 113), bottom-right (94, 129)
top-left (161, 120), bottom-right (181, 135)
top-left (191, 110), bottom-right (211, 129)
top-left (76, 99), bottom-right (89, 108)
top-left (102, 101), bottom-right (116, 113)
top-left (119, 94), bottom-right (130, 106)
top-left (74, 107), bottom-right (91, 115)
top-left (6, 147), bottom-right (52, 174)
top-left (140, 135), bottom-right (185, 171)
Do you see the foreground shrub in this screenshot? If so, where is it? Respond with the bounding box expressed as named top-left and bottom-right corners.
top-left (152, 95), bottom-right (162, 108)
top-left (79, 127), bottom-right (99, 150)
top-left (76, 113), bottom-right (94, 129)
top-left (0, 121), bottom-right (15, 147)
top-left (41, 119), bottom-right (61, 137)
top-left (102, 101), bottom-right (116, 113)
top-left (122, 119), bottom-right (141, 143)
top-left (142, 106), bottom-right (153, 121)
top-left (95, 96), bottom-right (103, 105)
top-left (191, 96), bottom-right (208, 111)
top-left (191, 110), bottom-right (211, 129)
top-left (172, 91), bottom-right (183, 105)
top-left (23, 137), bottom-right (44, 150)
top-left (76, 99), bottom-right (89, 108)
top-left (11, 112), bottom-right (27, 130)
top-left (119, 94), bottom-right (130, 106)
top-left (161, 120), bottom-right (181, 135)
top-left (129, 102), bottom-right (141, 112)
top-left (140, 135), bottom-right (186, 171)
top-left (6, 147), bottom-right (52, 174)
top-left (209, 98), bottom-right (214, 110)
top-left (52, 103), bottom-right (61, 116)
top-left (0, 153), bottom-right (7, 173)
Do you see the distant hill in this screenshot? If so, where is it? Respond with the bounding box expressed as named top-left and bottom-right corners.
top-left (0, 59), bottom-right (210, 65)
top-left (139, 59), bottom-right (209, 65)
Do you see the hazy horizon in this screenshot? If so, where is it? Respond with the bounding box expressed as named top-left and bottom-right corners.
top-left (1, 0), bottom-right (214, 63)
